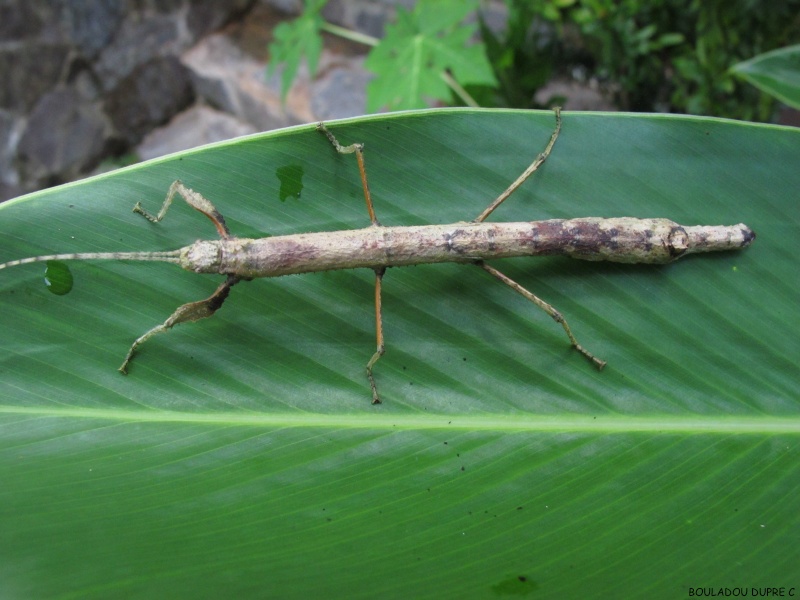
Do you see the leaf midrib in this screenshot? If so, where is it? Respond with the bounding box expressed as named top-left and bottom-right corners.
top-left (2, 406), bottom-right (799, 433)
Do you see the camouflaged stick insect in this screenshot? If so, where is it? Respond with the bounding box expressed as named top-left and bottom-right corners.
top-left (0, 109), bottom-right (755, 404)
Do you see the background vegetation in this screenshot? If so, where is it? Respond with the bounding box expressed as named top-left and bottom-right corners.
top-left (270, 0), bottom-right (800, 120)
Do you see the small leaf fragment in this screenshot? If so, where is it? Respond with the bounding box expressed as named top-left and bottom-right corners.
top-left (44, 261), bottom-right (73, 295)
top-left (266, 0), bottom-right (326, 101)
top-left (364, 0), bottom-right (497, 111)
top-left (730, 44), bottom-right (800, 109)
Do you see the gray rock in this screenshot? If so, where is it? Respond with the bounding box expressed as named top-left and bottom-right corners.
top-left (182, 33), bottom-right (302, 130)
top-left (0, 1), bottom-right (402, 201)
top-left (58, 0), bottom-right (125, 58)
top-left (94, 15), bottom-right (187, 90)
top-left (0, 43), bottom-right (70, 111)
top-left (0, 2), bottom-right (45, 41)
top-left (265, 0), bottom-right (302, 14)
top-left (310, 64), bottom-right (369, 120)
top-left (105, 56), bottom-right (195, 146)
top-left (146, 0), bottom-right (186, 13)
top-left (17, 88), bottom-right (109, 185)
top-left (137, 104), bottom-right (257, 161)
top-left (0, 109), bottom-right (24, 197)
top-left (534, 78), bottom-right (616, 112)
top-left (186, 0), bottom-right (256, 38)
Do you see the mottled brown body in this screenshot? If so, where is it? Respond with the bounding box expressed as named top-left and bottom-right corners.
top-left (180, 218), bottom-right (755, 278)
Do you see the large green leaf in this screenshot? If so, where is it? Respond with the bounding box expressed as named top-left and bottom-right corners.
top-left (730, 44), bottom-right (800, 109)
top-left (1, 110), bottom-right (798, 598)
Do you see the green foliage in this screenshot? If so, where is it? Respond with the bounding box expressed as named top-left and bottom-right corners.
top-left (662, 0), bottom-right (797, 120)
top-left (731, 44), bottom-right (800, 109)
top-left (364, 0), bottom-right (497, 111)
top-left (562, 0), bottom-right (688, 111)
top-left (490, 0), bottom-right (799, 120)
top-left (2, 110), bottom-right (798, 597)
top-left (267, 0), bottom-right (798, 120)
top-left (476, 0), bottom-right (564, 108)
top-left (266, 0), bottom-right (496, 110)
top-left (266, 0), bottom-right (325, 101)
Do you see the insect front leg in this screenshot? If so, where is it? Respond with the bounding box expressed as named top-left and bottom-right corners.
top-left (475, 261), bottom-right (606, 370)
top-left (118, 275), bottom-right (242, 374)
top-left (133, 180), bottom-right (233, 239)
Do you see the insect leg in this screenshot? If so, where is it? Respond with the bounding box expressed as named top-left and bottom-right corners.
top-left (475, 261), bottom-right (606, 370)
top-left (133, 180), bottom-right (232, 239)
top-left (366, 268), bottom-right (387, 404)
top-left (316, 123), bottom-right (380, 226)
top-left (473, 107), bottom-right (562, 223)
top-left (118, 275), bottom-right (241, 374)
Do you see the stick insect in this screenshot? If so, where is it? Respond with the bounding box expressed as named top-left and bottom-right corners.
top-left (1, 109), bottom-right (755, 403)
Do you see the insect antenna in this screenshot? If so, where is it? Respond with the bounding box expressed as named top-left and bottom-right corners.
top-left (0, 250), bottom-right (182, 271)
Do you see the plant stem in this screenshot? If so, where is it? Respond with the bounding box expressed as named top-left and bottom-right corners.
top-left (320, 22), bottom-right (379, 47)
top-left (441, 70), bottom-right (479, 107)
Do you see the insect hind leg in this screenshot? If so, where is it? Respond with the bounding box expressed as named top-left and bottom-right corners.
top-left (365, 268), bottom-right (387, 404)
top-left (475, 261), bottom-right (606, 370)
top-left (118, 275), bottom-right (241, 374)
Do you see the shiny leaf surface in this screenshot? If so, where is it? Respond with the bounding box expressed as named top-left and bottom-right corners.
top-left (1, 110), bottom-right (798, 598)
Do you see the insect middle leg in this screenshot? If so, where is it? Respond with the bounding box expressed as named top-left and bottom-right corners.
top-left (475, 261), bottom-right (606, 370)
top-left (473, 107), bottom-right (562, 223)
top-left (119, 274), bottom-right (242, 374)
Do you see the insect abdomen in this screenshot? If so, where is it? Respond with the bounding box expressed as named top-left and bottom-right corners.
top-left (183, 218), bottom-right (755, 277)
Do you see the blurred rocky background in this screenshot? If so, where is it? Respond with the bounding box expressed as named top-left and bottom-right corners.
top-left (0, 0), bottom-right (399, 201)
top-left (1, 0), bottom-right (795, 201)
